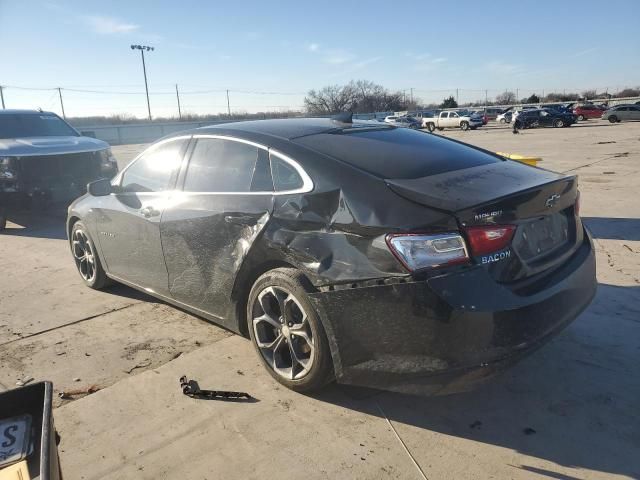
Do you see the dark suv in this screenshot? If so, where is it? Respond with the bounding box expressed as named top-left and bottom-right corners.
top-left (0, 110), bottom-right (118, 230)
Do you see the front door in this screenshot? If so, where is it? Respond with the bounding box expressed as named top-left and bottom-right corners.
top-left (96, 137), bottom-right (188, 295)
top-left (160, 136), bottom-right (275, 327)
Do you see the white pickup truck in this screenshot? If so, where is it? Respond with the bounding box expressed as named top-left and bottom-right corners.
top-left (423, 111), bottom-right (483, 132)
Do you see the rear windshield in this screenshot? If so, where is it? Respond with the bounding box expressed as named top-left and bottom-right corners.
top-left (0, 113), bottom-right (78, 139)
top-left (294, 128), bottom-right (501, 179)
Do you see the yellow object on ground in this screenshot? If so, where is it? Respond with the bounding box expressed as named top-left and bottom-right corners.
top-left (496, 152), bottom-right (542, 167)
top-left (0, 461), bottom-right (30, 480)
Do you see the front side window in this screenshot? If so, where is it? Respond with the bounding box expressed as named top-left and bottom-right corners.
top-left (271, 155), bottom-right (304, 192)
top-left (120, 139), bottom-right (185, 193)
top-left (184, 138), bottom-right (259, 192)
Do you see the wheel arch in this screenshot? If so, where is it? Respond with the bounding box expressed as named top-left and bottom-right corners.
top-left (67, 215), bottom-right (81, 240)
top-left (230, 257), bottom-right (303, 337)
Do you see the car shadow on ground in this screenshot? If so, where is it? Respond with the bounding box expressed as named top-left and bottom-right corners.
top-left (582, 217), bottom-right (640, 241)
top-left (1, 210), bottom-right (69, 240)
top-left (312, 283), bottom-right (640, 479)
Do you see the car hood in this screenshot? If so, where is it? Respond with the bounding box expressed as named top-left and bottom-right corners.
top-left (0, 136), bottom-right (110, 156)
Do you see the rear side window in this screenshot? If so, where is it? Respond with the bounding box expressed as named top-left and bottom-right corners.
top-left (271, 155), bottom-right (303, 191)
top-left (184, 138), bottom-right (258, 192)
top-left (121, 139), bottom-right (185, 193)
top-left (294, 128), bottom-right (501, 179)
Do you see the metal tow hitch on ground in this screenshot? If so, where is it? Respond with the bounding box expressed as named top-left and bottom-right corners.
top-left (179, 376), bottom-right (254, 401)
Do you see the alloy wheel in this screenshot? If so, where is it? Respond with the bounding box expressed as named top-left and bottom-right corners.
top-left (72, 229), bottom-right (96, 283)
top-left (252, 286), bottom-right (315, 380)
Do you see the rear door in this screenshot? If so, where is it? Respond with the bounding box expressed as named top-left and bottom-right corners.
top-left (96, 137), bottom-right (188, 294)
top-left (160, 135), bottom-right (275, 327)
top-left (629, 106), bottom-right (640, 120)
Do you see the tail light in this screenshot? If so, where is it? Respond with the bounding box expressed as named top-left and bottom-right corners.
top-left (386, 233), bottom-right (469, 271)
top-left (575, 190), bottom-right (581, 216)
top-left (464, 225), bottom-right (516, 256)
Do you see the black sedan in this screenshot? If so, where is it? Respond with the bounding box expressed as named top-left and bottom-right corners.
top-left (67, 117), bottom-right (596, 393)
top-left (516, 108), bottom-right (577, 128)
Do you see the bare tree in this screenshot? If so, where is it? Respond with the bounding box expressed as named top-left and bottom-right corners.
top-left (495, 90), bottom-right (517, 105)
top-left (304, 80), bottom-right (412, 115)
top-left (304, 84), bottom-right (357, 115)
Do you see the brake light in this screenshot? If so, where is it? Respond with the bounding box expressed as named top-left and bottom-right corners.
top-left (464, 225), bottom-right (516, 256)
top-left (386, 233), bottom-right (469, 271)
top-left (575, 190), bottom-right (581, 216)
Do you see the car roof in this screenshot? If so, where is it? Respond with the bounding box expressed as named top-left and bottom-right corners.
top-left (190, 118), bottom-right (393, 141)
top-left (0, 109), bottom-right (58, 115)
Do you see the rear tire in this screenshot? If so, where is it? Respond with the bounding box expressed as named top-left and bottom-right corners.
top-left (460, 121), bottom-right (469, 131)
top-left (499, 118), bottom-right (506, 124)
top-left (247, 268), bottom-right (334, 392)
top-left (427, 122), bottom-right (436, 132)
top-left (70, 221), bottom-right (111, 289)
top-left (609, 115), bottom-right (618, 123)
top-left (437, 127), bottom-right (444, 131)
top-left (577, 114), bottom-right (585, 121)
top-left (554, 119), bottom-right (565, 128)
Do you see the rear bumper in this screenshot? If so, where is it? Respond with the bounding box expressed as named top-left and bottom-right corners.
top-left (309, 231), bottom-right (597, 394)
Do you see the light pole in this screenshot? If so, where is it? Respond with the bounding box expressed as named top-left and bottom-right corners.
top-left (130, 44), bottom-right (154, 121)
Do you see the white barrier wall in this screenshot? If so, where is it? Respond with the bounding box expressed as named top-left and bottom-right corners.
top-left (75, 120), bottom-right (235, 145)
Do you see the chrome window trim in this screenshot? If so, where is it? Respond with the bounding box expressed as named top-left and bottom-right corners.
top-left (187, 134), bottom-right (314, 195)
top-left (110, 133), bottom-right (314, 196)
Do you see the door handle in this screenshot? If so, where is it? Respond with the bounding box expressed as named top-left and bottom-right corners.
top-left (224, 214), bottom-right (257, 226)
top-left (140, 206), bottom-right (160, 218)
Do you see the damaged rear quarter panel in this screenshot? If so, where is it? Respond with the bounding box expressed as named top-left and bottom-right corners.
top-left (257, 145), bottom-right (460, 287)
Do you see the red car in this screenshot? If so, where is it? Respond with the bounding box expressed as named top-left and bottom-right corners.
top-left (573, 104), bottom-right (604, 121)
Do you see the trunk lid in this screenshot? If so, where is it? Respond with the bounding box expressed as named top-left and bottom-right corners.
top-left (386, 160), bottom-right (582, 282)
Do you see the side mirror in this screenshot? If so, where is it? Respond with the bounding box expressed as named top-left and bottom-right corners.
top-left (87, 178), bottom-right (112, 196)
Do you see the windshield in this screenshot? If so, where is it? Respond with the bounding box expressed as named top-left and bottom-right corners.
top-left (0, 113), bottom-right (78, 138)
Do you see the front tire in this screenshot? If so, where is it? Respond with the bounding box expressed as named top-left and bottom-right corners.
top-left (247, 268), bottom-right (334, 392)
top-left (460, 121), bottom-right (469, 131)
top-left (577, 114), bottom-right (585, 121)
top-left (70, 221), bottom-right (111, 289)
top-left (554, 119), bottom-right (565, 128)
top-left (609, 115), bottom-right (618, 123)
top-left (499, 118), bottom-right (506, 124)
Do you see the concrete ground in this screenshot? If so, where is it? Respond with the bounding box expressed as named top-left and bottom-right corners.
top-left (1, 120), bottom-right (638, 479)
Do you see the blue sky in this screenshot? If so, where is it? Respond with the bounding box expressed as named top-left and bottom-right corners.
top-left (1, 0), bottom-right (639, 118)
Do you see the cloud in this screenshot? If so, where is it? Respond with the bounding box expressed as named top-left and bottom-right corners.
top-left (406, 52), bottom-right (447, 72)
top-left (353, 56), bottom-right (383, 69)
top-left (483, 60), bottom-right (526, 75)
top-left (307, 43), bottom-right (320, 52)
top-left (323, 49), bottom-right (356, 65)
top-left (245, 31), bottom-right (261, 40)
top-left (83, 15), bottom-right (139, 34)
top-left (572, 47), bottom-right (597, 57)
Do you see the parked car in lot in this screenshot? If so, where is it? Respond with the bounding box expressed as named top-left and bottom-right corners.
top-left (573, 104), bottom-right (603, 121)
top-left (383, 115), bottom-right (421, 129)
top-left (67, 116), bottom-right (596, 393)
top-left (496, 111), bottom-right (513, 123)
top-left (469, 110), bottom-right (488, 125)
top-left (0, 110), bottom-right (118, 230)
top-left (423, 110), bottom-right (483, 132)
top-left (516, 108), bottom-right (576, 128)
top-left (602, 104), bottom-right (640, 123)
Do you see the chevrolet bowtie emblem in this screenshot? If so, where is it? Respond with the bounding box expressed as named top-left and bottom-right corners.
top-left (545, 194), bottom-right (561, 208)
